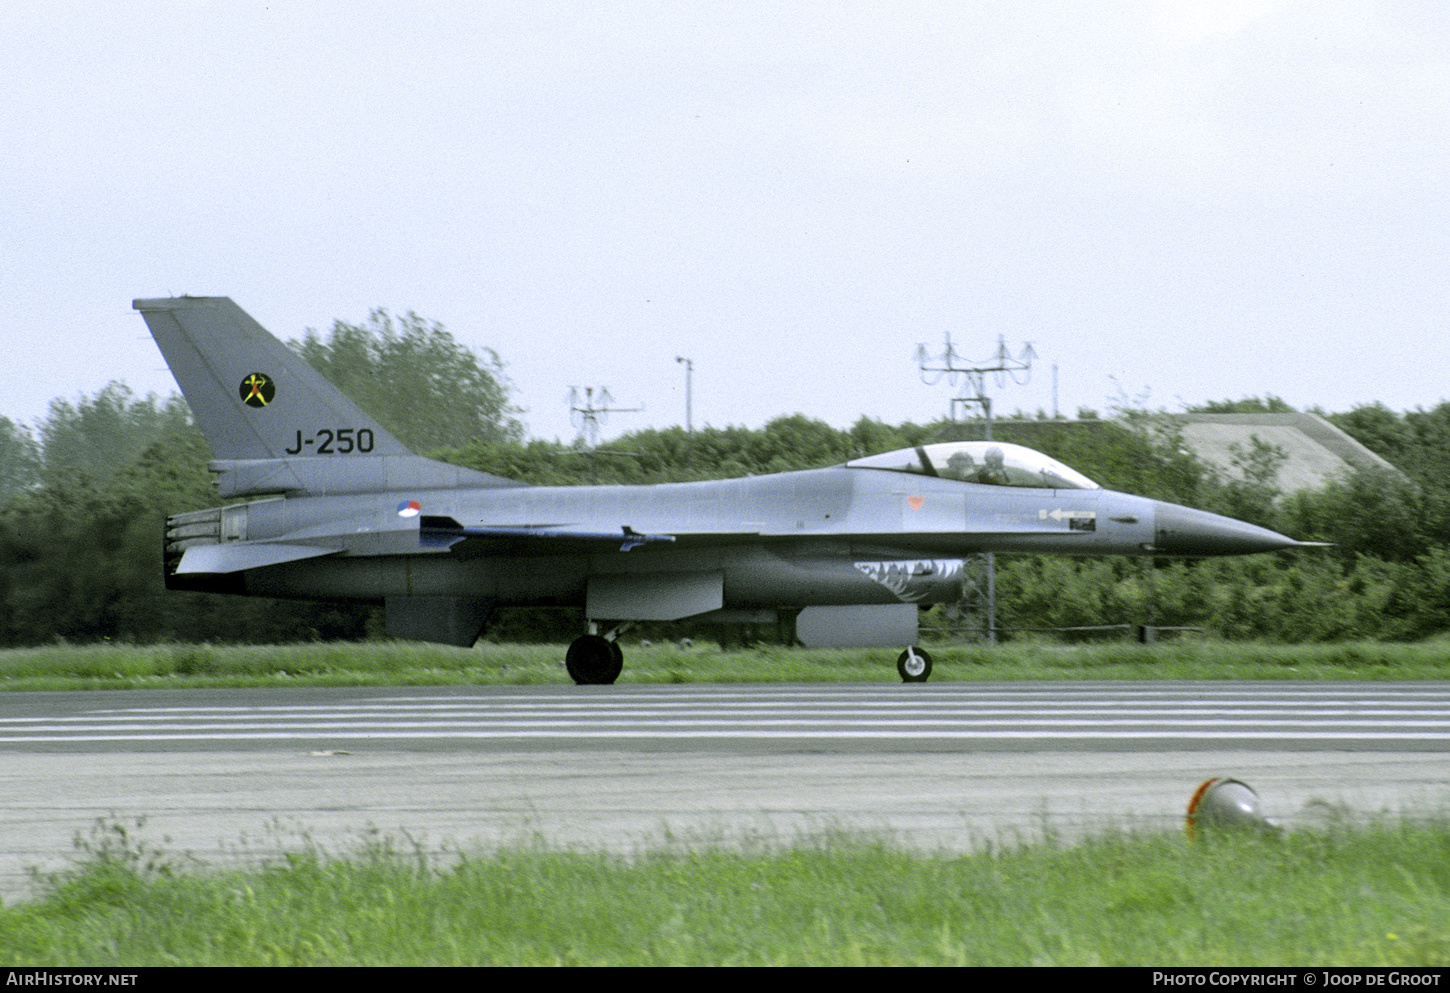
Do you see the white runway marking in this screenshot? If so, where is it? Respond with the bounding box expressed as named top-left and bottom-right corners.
top-left (1, 683), bottom-right (1446, 748)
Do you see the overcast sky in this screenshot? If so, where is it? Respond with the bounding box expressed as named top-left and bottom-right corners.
top-left (4, 1), bottom-right (1446, 447)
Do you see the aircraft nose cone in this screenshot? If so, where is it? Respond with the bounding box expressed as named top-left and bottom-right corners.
top-left (1151, 501), bottom-right (1304, 556)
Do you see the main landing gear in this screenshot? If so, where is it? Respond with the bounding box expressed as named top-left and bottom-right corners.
top-left (566, 630), bottom-right (625, 685)
top-left (896, 646), bottom-right (933, 683)
top-left (565, 628), bottom-right (932, 685)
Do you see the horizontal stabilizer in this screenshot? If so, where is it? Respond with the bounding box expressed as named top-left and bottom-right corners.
top-left (175, 543), bottom-right (340, 575)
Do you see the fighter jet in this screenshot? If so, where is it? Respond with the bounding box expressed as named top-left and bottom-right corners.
top-left (137, 296), bottom-right (1316, 684)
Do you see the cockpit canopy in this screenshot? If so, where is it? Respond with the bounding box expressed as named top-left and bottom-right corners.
top-left (846, 441), bottom-right (1100, 490)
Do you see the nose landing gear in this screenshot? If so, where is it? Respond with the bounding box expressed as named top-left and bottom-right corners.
top-left (896, 646), bottom-right (932, 682)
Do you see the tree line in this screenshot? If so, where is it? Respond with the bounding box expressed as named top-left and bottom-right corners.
top-left (2, 312), bottom-right (1447, 647)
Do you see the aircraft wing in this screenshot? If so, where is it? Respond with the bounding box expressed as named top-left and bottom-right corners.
top-left (420, 514), bottom-right (1078, 559)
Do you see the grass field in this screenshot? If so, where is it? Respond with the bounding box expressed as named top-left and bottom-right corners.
top-left (0, 815), bottom-right (1446, 966)
top-left (3, 637), bottom-right (1450, 690)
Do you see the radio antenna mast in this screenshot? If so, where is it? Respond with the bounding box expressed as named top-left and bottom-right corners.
top-left (915, 333), bottom-right (1036, 439)
top-left (569, 386), bottom-right (640, 451)
top-left (913, 333), bottom-right (1035, 647)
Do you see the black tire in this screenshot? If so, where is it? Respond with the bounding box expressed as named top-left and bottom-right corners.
top-left (566, 634), bottom-right (623, 685)
top-left (896, 646), bottom-right (932, 683)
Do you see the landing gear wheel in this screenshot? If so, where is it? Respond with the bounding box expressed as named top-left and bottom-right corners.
top-left (897, 646), bottom-right (933, 683)
top-left (566, 634), bottom-right (623, 685)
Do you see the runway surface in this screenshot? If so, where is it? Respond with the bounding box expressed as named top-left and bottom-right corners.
top-left (2, 682), bottom-right (1446, 902)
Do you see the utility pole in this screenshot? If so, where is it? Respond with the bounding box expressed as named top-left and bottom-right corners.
top-left (675, 356), bottom-right (693, 433)
top-left (676, 356), bottom-right (694, 471)
top-left (914, 333), bottom-right (1037, 645)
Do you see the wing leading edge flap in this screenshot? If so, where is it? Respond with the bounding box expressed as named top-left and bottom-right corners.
top-left (175, 543), bottom-right (341, 575)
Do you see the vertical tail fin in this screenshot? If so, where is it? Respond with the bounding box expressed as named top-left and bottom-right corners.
top-left (135, 296), bottom-right (524, 496)
top-left (134, 296), bottom-right (413, 461)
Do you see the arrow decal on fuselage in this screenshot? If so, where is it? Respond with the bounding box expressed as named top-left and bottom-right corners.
top-left (1040, 508), bottom-right (1097, 532)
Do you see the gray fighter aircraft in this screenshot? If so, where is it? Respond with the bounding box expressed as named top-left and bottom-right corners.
top-left (137, 296), bottom-right (1315, 684)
